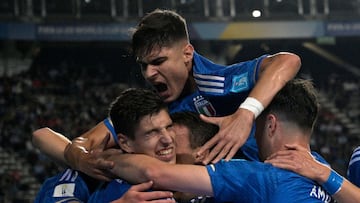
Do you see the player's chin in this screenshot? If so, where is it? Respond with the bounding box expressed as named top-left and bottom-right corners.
top-left (159, 92), bottom-right (175, 103)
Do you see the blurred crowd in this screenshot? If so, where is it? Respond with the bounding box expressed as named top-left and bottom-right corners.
top-left (0, 51), bottom-right (359, 202)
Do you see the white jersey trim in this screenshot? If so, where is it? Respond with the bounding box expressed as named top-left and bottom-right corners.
top-left (198, 87), bottom-right (224, 94)
top-left (194, 73), bottom-right (224, 81)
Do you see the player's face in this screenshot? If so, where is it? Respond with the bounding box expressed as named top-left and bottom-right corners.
top-left (129, 109), bottom-right (176, 164)
top-left (173, 124), bottom-right (195, 164)
top-left (138, 42), bottom-right (193, 103)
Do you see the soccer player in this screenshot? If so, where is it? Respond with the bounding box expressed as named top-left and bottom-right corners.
top-left (100, 79), bottom-right (336, 202)
top-left (60, 8), bottom-right (301, 180)
top-left (33, 88), bottom-right (176, 203)
top-left (89, 111), bottom-right (218, 202)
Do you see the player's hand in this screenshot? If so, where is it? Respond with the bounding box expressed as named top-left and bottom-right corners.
top-left (265, 144), bottom-right (330, 183)
top-left (111, 181), bottom-right (175, 203)
top-left (65, 134), bottom-right (118, 181)
top-left (197, 108), bottom-right (254, 164)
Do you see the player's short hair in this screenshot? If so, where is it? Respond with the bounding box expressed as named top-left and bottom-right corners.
top-left (171, 111), bottom-right (218, 149)
top-left (109, 88), bottom-right (167, 139)
top-left (131, 9), bottom-right (189, 60)
top-left (262, 78), bottom-right (319, 133)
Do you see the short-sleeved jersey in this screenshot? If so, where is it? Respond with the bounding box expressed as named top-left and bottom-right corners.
top-left (347, 146), bottom-right (360, 187)
top-left (87, 179), bottom-right (132, 202)
top-left (169, 52), bottom-right (266, 116)
top-left (34, 168), bottom-right (90, 203)
top-left (206, 153), bottom-right (333, 203)
top-left (169, 52), bottom-right (267, 161)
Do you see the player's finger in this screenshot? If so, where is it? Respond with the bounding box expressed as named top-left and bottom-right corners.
top-left (201, 139), bottom-right (226, 165)
top-left (129, 181), bottom-right (154, 191)
top-left (224, 142), bottom-right (242, 161)
top-left (139, 191), bottom-right (174, 201)
top-left (212, 141), bottom-right (233, 163)
top-left (197, 134), bottom-right (220, 157)
top-left (199, 114), bottom-right (221, 125)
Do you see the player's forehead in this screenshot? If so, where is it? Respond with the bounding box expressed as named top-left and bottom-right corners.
top-left (137, 46), bottom-right (172, 63)
top-left (135, 109), bottom-right (172, 134)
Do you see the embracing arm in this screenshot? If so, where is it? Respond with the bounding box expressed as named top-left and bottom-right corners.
top-left (199, 52), bottom-right (301, 164)
top-left (32, 127), bottom-right (71, 166)
top-left (107, 152), bottom-right (213, 196)
top-left (64, 121), bottom-right (117, 181)
top-left (265, 144), bottom-right (360, 203)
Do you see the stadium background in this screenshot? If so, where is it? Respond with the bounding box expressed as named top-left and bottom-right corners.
top-left (0, 0), bottom-right (359, 202)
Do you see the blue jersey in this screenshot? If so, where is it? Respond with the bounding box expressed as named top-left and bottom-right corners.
top-left (347, 146), bottom-right (360, 187)
top-left (87, 179), bottom-right (132, 202)
top-left (88, 179), bottom-right (177, 202)
top-left (206, 152), bottom-right (333, 203)
top-left (34, 168), bottom-right (90, 203)
top-left (169, 52), bottom-right (267, 161)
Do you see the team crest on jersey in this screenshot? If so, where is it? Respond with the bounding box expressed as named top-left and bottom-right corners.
top-left (230, 73), bottom-right (249, 93)
top-left (193, 95), bottom-right (216, 116)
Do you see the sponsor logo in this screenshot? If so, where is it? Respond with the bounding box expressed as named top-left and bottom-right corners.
top-left (230, 73), bottom-right (249, 93)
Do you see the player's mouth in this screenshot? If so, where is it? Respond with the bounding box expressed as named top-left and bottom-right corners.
top-left (156, 147), bottom-right (175, 162)
top-left (154, 83), bottom-right (170, 99)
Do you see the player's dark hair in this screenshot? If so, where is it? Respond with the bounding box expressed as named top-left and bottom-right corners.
top-left (171, 111), bottom-right (218, 149)
top-left (108, 88), bottom-right (167, 139)
top-left (131, 9), bottom-right (189, 60)
top-left (262, 78), bottom-right (319, 133)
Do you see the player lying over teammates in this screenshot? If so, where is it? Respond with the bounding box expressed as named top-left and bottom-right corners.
top-left (97, 79), bottom-right (352, 203)
top-left (33, 88), bottom-right (218, 202)
top-left (45, 8), bottom-right (301, 181)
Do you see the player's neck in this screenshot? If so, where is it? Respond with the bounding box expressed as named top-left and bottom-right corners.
top-left (179, 73), bottom-right (197, 99)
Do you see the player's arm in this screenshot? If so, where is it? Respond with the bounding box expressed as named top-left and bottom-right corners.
top-left (265, 144), bottom-right (360, 203)
top-left (107, 152), bottom-right (213, 196)
top-left (249, 52), bottom-right (301, 111)
top-left (64, 120), bottom-right (117, 181)
top-left (199, 52), bottom-right (301, 164)
top-left (32, 127), bottom-right (71, 166)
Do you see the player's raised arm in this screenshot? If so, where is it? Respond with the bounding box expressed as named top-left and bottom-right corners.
top-left (199, 52), bottom-right (301, 164)
top-left (32, 127), bottom-right (71, 166)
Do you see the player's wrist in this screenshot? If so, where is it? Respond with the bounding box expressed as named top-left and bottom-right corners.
top-left (64, 142), bottom-right (86, 170)
top-left (64, 143), bottom-right (77, 169)
top-left (321, 169), bottom-right (344, 195)
top-left (239, 97), bottom-right (264, 118)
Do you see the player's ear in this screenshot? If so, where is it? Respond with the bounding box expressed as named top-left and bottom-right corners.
top-left (183, 43), bottom-right (194, 67)
top-left (118, 133), bottom-right (134, 153)
top-left (266, 114), bottom-right (277, 138)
